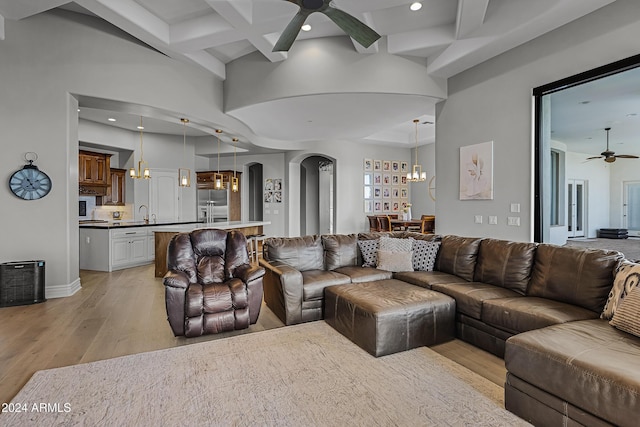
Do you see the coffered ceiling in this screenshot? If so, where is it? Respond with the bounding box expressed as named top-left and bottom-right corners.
top-left (0, 0), bottom-right (621, 151)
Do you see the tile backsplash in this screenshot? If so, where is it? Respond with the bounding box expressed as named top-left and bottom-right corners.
top-left (79, 196), bottom-right (133, 221)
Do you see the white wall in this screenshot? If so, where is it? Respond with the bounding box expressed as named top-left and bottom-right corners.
top-left (435, 0), bottom-right (640, 242)
top-left (0, 10), bottom-right (224, 297)
top-left (610, 159), bottom-right (640, 228)
top-left (409, 143), bottom-right (436, 219)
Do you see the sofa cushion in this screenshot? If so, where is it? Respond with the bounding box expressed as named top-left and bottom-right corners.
top-left (301, 270), bottom-right (351, 301)
top-left (412, 240), bottom-right (441, 271)
top-left (322, 234), bottom-right (358, 271)
top-left (527, 244), bottom-right (623, 313)
top-left (264, 235), bottom-right (324, 272)
top-left (333, 266), bottom-right (393, 283)
top-left (482, 296), bottom-right (599, 334)
top-left (379, 236), bottom-right (413, 252)
top-left (357, 239), bottom-right (379, 267)
top-left (393, 270), bottom-right (468, 290)
top-left (474, 239), bottom-right (537, 294)
top-left (610, 285), bottom-right (640, 338)
top-left (434, 235), bottom-right (482, 281)
top-left (505, 319), bottom-right (640, 427)
top-left (431, 282), bottom-right (522, 320)
top-left (602, 260), bottom-right (640, 320)
top-left (376, 250), bottom-right (414, 272)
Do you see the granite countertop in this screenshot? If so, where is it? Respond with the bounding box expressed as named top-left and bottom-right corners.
top-left (79, 220), bottom-right (270, 230)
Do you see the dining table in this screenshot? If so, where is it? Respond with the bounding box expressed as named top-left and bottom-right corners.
top-left (390, 218), bottom-right (422, 231)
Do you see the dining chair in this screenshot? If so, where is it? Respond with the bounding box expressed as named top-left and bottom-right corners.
top-left (367, 215), bottom-right (380, 232)
top-left (420, 215), bottom-right (436, 234)
top-left (377, 215), bottom-right (392, 232)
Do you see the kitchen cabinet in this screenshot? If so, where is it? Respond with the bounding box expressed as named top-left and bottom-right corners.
top-left (79, 150), bottom-right (110, 185)
top-left (111, 229), bottom-right (148, 269)
top-left (104, 168), bottom-right (126, 205)
top-left (196, 171), bottom-right (241, 221)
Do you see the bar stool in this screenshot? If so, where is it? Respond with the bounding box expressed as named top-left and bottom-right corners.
top-left (246, 234), bottom-right (266, 263)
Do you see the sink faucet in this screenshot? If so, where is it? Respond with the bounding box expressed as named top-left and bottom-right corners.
top-left (139, 204), bottom-right (149, 223)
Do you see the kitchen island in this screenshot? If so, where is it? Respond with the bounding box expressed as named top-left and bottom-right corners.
top-left (79, 220), bottom-right (270, 273)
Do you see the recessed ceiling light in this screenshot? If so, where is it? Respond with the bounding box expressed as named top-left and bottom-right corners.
top-left (137, 126), bottom-right (144, 130)
top-left (301, 24), bottom-right (311, 32)
top-left (410, 2), bottom-right (422, 11)
top-left (108, 118), bottom-right (116, 122)
top-left (579, 101), bottom-right (590, 104)
top-left (627, 113), bottom-right (637, 117)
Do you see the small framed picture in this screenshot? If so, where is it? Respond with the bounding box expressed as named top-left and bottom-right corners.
top-left (392, 188), bottom-right (400, 198)
top-left (374, 201), bottom-right (382, 212)
top-left (383, 188), bottom-right (391, 199)
top-left (393, 202), bottom-right (400, 212)
top-left (383, 160), bottom-right (391, 171)
top-left (364, 200), bottom-right (373, 213)
top-left (383, 174), bottom-right (391, 185)
top-left (364, 186), bottom-right (373, 199)
top-left (374, 172), bottom-right (382, 185)
top-left (401, 188), bottom-right (408, 198)
top-left (392, 161), bottom-right (400, 172)
top-left (374, 160), bottom-right (382, 171)
top-left (401, 161), bottom-right (408, 173)
top-left (374, 186), bottom-right (382, 198)
top-left (364, 158), bottom-right (373, 171)
top-left (364, 173), bottom-right (373, 186)
top-left (392, 174), bottom-right (400, 185)
top-left (401, 175), bottom-right (407, 185)
top-left (383, 201), bottom-right (390, 212)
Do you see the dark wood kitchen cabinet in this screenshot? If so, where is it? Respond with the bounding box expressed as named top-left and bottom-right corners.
top-left (104, 168), bottom-right (126, 205)
top-left (79, 150), bottom-right (111, 185)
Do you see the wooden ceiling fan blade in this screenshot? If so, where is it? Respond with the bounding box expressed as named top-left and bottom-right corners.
top-left (322, 6), bottom-right (381, 48)
top-left (615, 154), bottom-right (639, 159)
top-left (586, 156), bottom-right (603, 160)
top-left (273, 10), bottom-right (311, 52)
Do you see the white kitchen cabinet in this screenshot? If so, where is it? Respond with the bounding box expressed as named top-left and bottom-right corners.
top-left (111, 229), bottom-right (148, 270)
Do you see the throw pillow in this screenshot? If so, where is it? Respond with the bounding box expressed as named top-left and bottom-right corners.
top-left (412, 240), bottom-right (441, 271)
top-left (379, 236), bottom-right (413, 253)
top-left (610, 285), bottom-right (640, 338)
top-left (377, 250), bottom-right (414, 272)
top-left (601, 260), bottom-right (640, 320)
top-left (358, 239), bottom-right (379, 267)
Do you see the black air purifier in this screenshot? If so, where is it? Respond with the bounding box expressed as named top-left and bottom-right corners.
top-left (0, 260), bottom-right (46, 307)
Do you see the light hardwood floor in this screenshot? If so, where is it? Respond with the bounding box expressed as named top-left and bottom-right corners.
top-left (0, 264), bottom-right (506, 404)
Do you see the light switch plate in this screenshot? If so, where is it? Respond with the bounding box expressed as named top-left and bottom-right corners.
top-left (474, 215), bottom-right (483, 224)
top-left (508, 216), bottom-right (521, 226)
top-left (274, 210), bottom-right (279, 214)
top-left (489, 216), bottom-right (498, 225)
top-left (510, 203), bottom-right (521, 213)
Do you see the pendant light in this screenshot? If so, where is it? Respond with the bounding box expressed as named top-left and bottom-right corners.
top-left (130, 116), bottom-right (151, 179)
top-left (214, 129), bottom-right (224, 190)
top-left (178, 118), bottom-right (191, 187)
top-left (231, 138), bottom-right (239, 193)
top-left (407, 119), bottom-right (427, 182)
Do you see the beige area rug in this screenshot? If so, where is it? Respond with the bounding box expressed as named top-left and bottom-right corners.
top-left (565, 237), bottom-right (640, 260)
top-left (5, 322), bottom-right (528, 426)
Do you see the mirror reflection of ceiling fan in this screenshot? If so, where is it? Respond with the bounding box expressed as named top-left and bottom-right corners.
top-left (273, 0), bottom-right (381, 52)
top-left (586, 127), bottom-right (639, 163)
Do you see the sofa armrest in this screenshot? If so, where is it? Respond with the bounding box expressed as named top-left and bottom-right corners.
top-left (260, 259), bottom-right (304, 325)
top-left (163, 269), bottom-right (190, 336)
top-left (234, 263), bottom-right (266, 283)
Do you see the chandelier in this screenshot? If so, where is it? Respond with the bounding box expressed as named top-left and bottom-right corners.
top-left (231, 138), bottom-right (239, 192)
top-left (407, 119), bottom-right (427, 182)
top-left (129, 116), bottom-right (150, 179)
top-left (214, 129), bottom-right (224, 190)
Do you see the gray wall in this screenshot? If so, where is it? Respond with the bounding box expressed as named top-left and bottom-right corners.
top-left (435, 0), bottom-right (640, 241)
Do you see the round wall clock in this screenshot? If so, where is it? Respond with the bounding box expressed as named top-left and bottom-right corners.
top-left (9, 153), bottom-right (52, 200)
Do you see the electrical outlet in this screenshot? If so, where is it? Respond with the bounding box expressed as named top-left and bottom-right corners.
top-left (489, 216), bottom-right (498, 225)
top-left (474, 215), bottom-right (483, 224)
top-left (86, 236), bottom-right (91, 244)
top-left (265, 210), bottom-right (271, 215)
top-left (510, 203), bottom-right (521, 213)
top-left (508, 216), bottom-right (521, 226)
top-left (274, 210), bottom-right (279, 214)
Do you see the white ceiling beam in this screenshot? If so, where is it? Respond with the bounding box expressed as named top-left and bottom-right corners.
top-left (387, 25), bottom-right (454, 56)
top-left (206, 0), bottom-right (286, 62)
top-left (455, 0), bottom-right (489, 39)
top-left (170, 14), bottom-right (239, 51)
top-left (0, 0), bottom-right (68, 20)
top-left (183, 51), bottom-right (226, 80)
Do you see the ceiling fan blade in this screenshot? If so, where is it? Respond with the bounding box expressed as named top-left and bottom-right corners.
top-left (273, 10), bottom-right (311, 52)
top-left (615, 154), bottom-right (639, 159)
top-left (586, 156), bottom-right (603, 160)
top-left (322, 6), bottom-right (381, 48)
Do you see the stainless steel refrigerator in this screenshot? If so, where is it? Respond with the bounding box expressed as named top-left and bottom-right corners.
top-left (197, 189), bottom-right (229, 222)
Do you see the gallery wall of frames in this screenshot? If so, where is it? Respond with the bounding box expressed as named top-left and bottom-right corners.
top-left (363, 158), bottom-right (409, 214)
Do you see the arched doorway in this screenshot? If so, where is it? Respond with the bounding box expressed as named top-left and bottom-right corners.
top-left (247, 163), bottom-right (263, 221)
top-left (300, 156), bottom-right (335, 235)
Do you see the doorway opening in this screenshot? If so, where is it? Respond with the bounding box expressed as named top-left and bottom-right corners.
top-left (567, 179), bottom-right (586, 238)
top-left (248, 163), bottom-right (263, 222)
top-left (623, 181), bottom-right (640, 237)
top-left (300, 156), bottom-right (335, 235)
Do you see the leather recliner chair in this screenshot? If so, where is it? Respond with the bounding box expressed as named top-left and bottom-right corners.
top-left (163, 229), bottom-right (265, 337)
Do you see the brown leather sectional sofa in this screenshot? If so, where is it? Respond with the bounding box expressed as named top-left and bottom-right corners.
top-left (259, 231), bottom-right (640, 426)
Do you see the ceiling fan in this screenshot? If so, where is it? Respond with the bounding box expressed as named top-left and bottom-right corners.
top-left (273, 0), bottom-right (381, 52)
top-left (586, 127), bottom-right (639, 163)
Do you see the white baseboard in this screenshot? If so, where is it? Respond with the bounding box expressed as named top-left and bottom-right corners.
top-left (45, 277), bottom-right (82, 299)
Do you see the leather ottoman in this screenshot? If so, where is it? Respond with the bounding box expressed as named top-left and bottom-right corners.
top-left (324, 279), bottom-right (456, 357)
